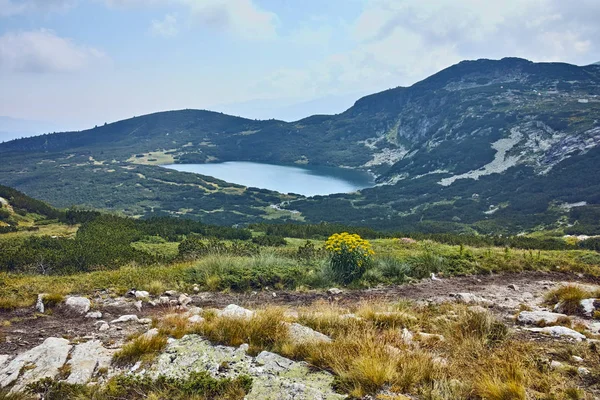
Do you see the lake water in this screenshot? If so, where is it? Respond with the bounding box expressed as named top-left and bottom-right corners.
top-left (162, 162), bottom-right (374, 196)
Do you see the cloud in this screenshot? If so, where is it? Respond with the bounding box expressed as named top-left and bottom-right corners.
top-left (0, 0), bottom-right (75, 16)
top-left (0, 29), bottom-right (106, 73)
top-left (105, 0), bottom-right (278, 40)
top-left (151, 13), bottom-right (179, 37)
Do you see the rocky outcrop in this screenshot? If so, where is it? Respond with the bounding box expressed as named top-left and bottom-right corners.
top-left (0, 337), bottom-right (71, 392)
top-left (150, 335), bottom-right (345, 400)
top-left (66, 340), bottom-right (113, 384)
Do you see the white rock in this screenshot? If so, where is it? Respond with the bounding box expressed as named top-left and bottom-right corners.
top-left (134, 300), bottom-right (143, 312)
top-left (517, 311), bottom-right (569, 325)
top-left (508, 284), bottom-right (519, 291)
top-left (401, 328), bottom-right (414, 344)
top-left (550, 360), bottom-right (563, 370)
top-left (138, 318), bottom-right (152, 325)
top-left (64, 296), bottom-right (91, 315)
top-left (572, 355), bottom-right (584, 363)
top-left (580, 299), bottom-right (597, 317)
top-left (85, 311), bottom-right (103, 319)
top-left (187, 306), bottom-right (202, 315)
top-left (578, 367), bottom-right (591, 376)
top-left (0, 337), bottom-right (71, 391)
top-left (589, 322), bottom-right (600, 334)
top-left (98, 323), bottom-right (110, 332)
top-left (66, 340), bottom-right (114, 384)
top-left (327, 288), bottom-right (343, 295)
top-left (134, 291), bottom-right (150, 299)
top-left (527, 326), bottom-right (586, 341)
top-left (140, 328), bottom-right (159, 340)
top-left (158, 296), bottom-right (170, 305)
top-left (188, 315), bottom-right (205, 324)
top-left (217, 304), bottom-right (254, 319)
top-left (417, 332), bottom-right (445, 342)
top-left (35, 294), bottom-right (45, 313)
top-left (193, 286), bottom-right (200, 293)
top-left (178, 294), bottom-right (192, 306)
top-left (0, 355), bottom-right (9, 369)
top-left (164, 290), bottom-right (178, 297)
top-left (431, 273), bottom-right (441, 281)
top-left (287, 323), bottom-right (331, 344)
top-left (111, 314), bottom-right (139, 324)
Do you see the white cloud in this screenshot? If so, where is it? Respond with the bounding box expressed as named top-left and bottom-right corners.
top-left (151, 13), bottom-right (179, 37)
top-left (105, 0), bottom-right (278, 40)
top-left (0, 29), bottom-right (106, 73)
top-left (0, 0), bottom-right (74, 16)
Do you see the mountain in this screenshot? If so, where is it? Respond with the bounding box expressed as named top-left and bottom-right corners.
top-left (1, 57), bottom-right (599, 234)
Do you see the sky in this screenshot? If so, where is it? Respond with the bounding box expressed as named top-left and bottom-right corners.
top-left (0, 0), bottom-right (599, 133)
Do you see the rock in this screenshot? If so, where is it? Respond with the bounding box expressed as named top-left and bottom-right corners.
top-left (159, 296), bottom-right (170, 305)
top-left (572, 355), bottom-right (584, 363)
top-left (527, 326), bottom-right (586, 341)
top-left (164, 290), bottom-right (178, 297)
top-left (327, 288), bottom-right (343, 295)
top-left (134, 300), bottom-right (143, 312)
top-left (169, 299), bottom-right (179, 307)
top-left (284, 310), bottom-right (299, 319)
top-left (85, 311), bottom-right (103, 319)
top-left (138, 318), bottom-right (152, 325)
top-left (452, 293), bottom-right (492, 305)
top-left (508, 284), bottom-right (519, 291)
top-left (417, 332), bottom-right (445, 342)
top-left (134, 290), bottom-right (150, 299)
top-left (66, 340), bottom-right (114, 384)
top-left (517, 311), bottom-right (569, 326)
top-left (98, 323), bottom-right (110, 332)
top-left (150, 335), bottom-right (345, 400)
top-left (550, 360), bottom-right (563, 370)
top-left (431, 273), bottom-right (441, 281)
top-left (0, 337), bottom-right (71, 391)
top-left (178, 294), bottom-right (192, 306)
top-left (401, 328), bottom-right (414, 344)
top-left (580, 299), bottom-right (597, 317)
top-left (35, 294), bottom-right (45, 313)
top-left (217, 304), bottom-right (254, 319)
top-left (111, 314), bottom-right (139, 324)
top-left (64, 296), bottom-right (91, 315)
top-left (589, 322), bottom-right (600, 334)
top-left (188, 315), bottom-right (205, 324)
top-left (0, 355), bottom-right (9, 369)
top-left (141, 328), bottom-right (159, 340)
top-left (287, 323), bottom-right (331, 344)
top-left (578, 367), bottom-right (591, 377)
top-left (272, 292), bottom-right (277, 298)
top-left (148, 301), bottom-right (157, 307)
top-left (187, 306), bottom-right (202, 315)
top-left (193, 286), bottom-right (200, 293)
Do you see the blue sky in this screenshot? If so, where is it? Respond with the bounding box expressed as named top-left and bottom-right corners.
top-left (0, 0), bottom-right (599, 132)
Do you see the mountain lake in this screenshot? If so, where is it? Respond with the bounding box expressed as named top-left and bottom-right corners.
top-left (162, 162), bottom-right (375, 196)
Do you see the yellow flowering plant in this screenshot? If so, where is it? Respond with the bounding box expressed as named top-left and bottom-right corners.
top-left (325, 232), bottom-right (375, 284)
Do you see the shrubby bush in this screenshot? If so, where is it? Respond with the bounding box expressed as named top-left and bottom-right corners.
top-left (325, 233), bottom-right (375, 284)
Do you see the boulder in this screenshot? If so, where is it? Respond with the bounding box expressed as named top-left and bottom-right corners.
top-left (527, 326), bottom-right (586, 341)
top-left (217, 304), bottom-right (254, 319)
top-left (85, 311), bottom-right (103, 319)
top-left (178, 294), bottom-right (192, 307)
top-left (158, 296), bottom-right (170, 305)
top-left (286, 323), bottom-right (331, 344)
top-left (0, 337), bottom-right (71, 392)
top-left (35, 294), bottom-right (45, 313)
top-left (66, 340), bottom-right (114, 384)
top-left (111, 314), bottom-right (139, 324)
top-left (64, 296), bottom-right (91, 315)
top-left (517, 311), bottom-right (569, 325)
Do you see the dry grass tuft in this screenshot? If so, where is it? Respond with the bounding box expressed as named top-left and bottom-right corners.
top-left (112, 334), bottom-right (168, 367)
top-left (544, 285), bottom-right (591, 315)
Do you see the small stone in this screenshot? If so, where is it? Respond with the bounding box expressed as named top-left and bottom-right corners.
top-left (327, 288), bottom-right (343, 295)
top-left (35, 294), bottom-right (46, 313)
top-left (164, 290), bottom-right (178, 297)
top-left (580, 298), bottom-right (597, 317)
top-left (517, 311), bottom-right (569, 326)
top-left (141, 328), bottom-right (159, 340)
top-left (188, 315), bottom-right (205, 324)
top-left (187, 306), bottom-right (202, 315)
top-left (508, 284), bottom-right (519, 291)
top-left (134, 300), bottom-right (143, 312)
top-left (550, 360), bottom-right (563, 370)
top-left (85, 311), bottom-right (103, 319)
top-left (159, 296), bottom-right (170, 305)
top-left (169, 300), bottom-right (179, 306)
top-left (193, 286), bottom-right (200, 293)
top-left (111, 315), bottom-right (139, 324)
top-left (287, 323), bottom-right (331, 344)
top-left (178, 294), bottom-right (192, 306)
top-left (572, 355), bottom-right (584, 363)
top-left (401, 328), bottom-right (414, 344)
top-left (272, 292), bottom-right (277, 298)
top-left (148, 301), bottom-right (157, 307)
top-left (134, 291), bottom-right (150, 299)
top-left (217, 304), bottom-right (254, 319)
top-left (578, 366), bottom-right (591, 376)
top-left (98, 323), bottom-right (110, 332)
top-left (138, 318), bottom-right (152, 325)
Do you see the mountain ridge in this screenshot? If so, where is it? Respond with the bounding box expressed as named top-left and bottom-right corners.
top-left (1, 57), bottom-right (599, 234)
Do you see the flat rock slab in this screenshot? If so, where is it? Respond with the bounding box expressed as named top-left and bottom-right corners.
top-left (66, 340), bottom-right (114, 384)
top-left (527, 326), bottom-right (586, 341)
top-left (517, 310), bottom-right (568, 325)
top-left (0, 337), bottom-right (71, 392)
top-left (150, 335), bottom-right (345, 400)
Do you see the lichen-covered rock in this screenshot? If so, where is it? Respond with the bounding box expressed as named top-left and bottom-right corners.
top-left (217, 304), bottom-right (254, 319)
top-left (0, 337), bottom-right (71, 392)
top-left (64, 296), bottom-right (91, 315)
top-left (150, 335), bottom-right (344, 400)
top-left (517, 310), bottom-right (568, 325)
top-left (287, 323), bottom-right (331, 344)
top-left (66, 340), bottom-right (114, 384)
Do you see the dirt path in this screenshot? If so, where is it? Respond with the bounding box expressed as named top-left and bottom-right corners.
top-left (0, 270), bottom-right (595, 357)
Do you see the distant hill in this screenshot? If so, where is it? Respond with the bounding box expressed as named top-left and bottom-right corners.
top-left (1, 57), bottom-right (599, 234)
